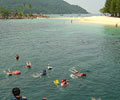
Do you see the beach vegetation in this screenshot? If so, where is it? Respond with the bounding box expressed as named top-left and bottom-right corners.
top-left (0, 1), bottom-right (35, 19)
top-left (0, 8), bottom-right (11, 19)
top-left (18, 11), bottom-right (24, 17)
top-left (101, 0), bottom-right (120, 17)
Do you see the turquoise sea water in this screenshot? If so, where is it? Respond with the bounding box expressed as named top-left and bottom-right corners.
top-left (0, 19), bottom-right (120, 100)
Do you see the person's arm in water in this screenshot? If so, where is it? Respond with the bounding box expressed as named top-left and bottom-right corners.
top-left (72, 69), bottom-right (78, 73)
top-left (69, 68), bottom-right (78, 73)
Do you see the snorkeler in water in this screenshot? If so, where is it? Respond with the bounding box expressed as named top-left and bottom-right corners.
top-left (32, 70), bottom-right (47, 78)
top-left (3, 68), bottom-right (21, 78)
top-left (40, 70), bottom-right (47, 76)
top-left (47, 64), bottom-right (53, 70)
top-left (3, 68), bottom-right (12, 77)
top-left (25, 61), bottom-right (32, 68)
top-left (15, 55), bottom-right (19, 61)
top-left (61, 79), bottom-right (69, 87)
top-left (69, 67), bottom-right (86, 77)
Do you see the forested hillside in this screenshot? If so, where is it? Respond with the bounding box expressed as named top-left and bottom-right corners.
top-left (0, 0), bottom-right (88, 14)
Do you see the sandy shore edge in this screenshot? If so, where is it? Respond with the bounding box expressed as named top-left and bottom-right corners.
top-left (42, 16), bottom-right (120, 26)
top-left (77, 16), bottom-right (120, 26)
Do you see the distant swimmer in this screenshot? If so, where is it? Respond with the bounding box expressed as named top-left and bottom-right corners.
top-left (76, 72), bottom-right (86, 76)
top-left (39, 70), bottom-right (47, 78)
top-left (3, 68), bottom-right (12, 76)
top-left (71, 20), bottom-right (73, 23)
top-left (15, 55), bottom-right (19, 61)
top-left (11, 88), bottom-right (27, 100)
top-left (41, 70), bottom-right (47, 76)
top-left (6, 72), bottom-right (12, 76)
top-left (25, 61), bottom-right (32, 68)
top-left (47, 64), bottom-right (53, 70)
top-left (115, 23), bottom-right (118, 27)
top-left (69, 67), bottom-right (86, 77)
top-left (3, 69), bottom-right (21, 78)
top-left (32, 70), bottom-right (47, 78)
top-left (61, 79), bottom-right (69, 87)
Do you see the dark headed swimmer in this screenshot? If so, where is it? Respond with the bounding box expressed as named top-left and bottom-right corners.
top-left (11, 88), bottom-right (27, 100)
top-left (42, 70), bottom-right (47, 76)
top-left (15, 55), bottom-right (19, 61)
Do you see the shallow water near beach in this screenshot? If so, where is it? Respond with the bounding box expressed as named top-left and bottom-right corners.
top-left (0, 18), bottom-right (120, 100)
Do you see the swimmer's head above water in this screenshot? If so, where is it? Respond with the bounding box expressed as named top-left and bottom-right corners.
top-left (12, 88), bottom-right (20, 98)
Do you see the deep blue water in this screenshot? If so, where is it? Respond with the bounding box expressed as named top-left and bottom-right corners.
top-left (0, 19), bottom-right (120, 100)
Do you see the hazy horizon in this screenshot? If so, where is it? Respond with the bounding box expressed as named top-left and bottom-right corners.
top-left (64, 0), bottom-right (106, 14)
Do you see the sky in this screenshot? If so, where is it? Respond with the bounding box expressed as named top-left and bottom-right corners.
top-left (64, 0), bottom-right (106, 14)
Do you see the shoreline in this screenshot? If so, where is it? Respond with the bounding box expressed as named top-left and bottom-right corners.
top-left (37, 16), bottom-right (120, 27)
top-left (77, 16), bottom-right (120, 27)
top-left (46, 16), bottom-right (120, 27)
top-left (1, 15), bottom-right (120, 27)
top-left (0, 14), bottom-right (49, 19)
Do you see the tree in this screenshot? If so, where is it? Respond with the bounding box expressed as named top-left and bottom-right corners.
top-left (104, 0), bottom-right (112, 13)
top-left (100, 8), bottom-right (107, 15)
top-left (23, 3), bottom-right (26, 8)
top-left (18, 11), bottom-right (24, 18)
top-left (29, 13), bottom-right (33, 17)
top-left (100, 0), bottom-right (120, 17)
top-left (0, 8), bottom-right (11, 19)
top-left (115, 0), bottom-right (120, 17)
top-left (100, 0), bottom-right (112, 16)
top-left (28, 4), bottom-right (32, 9)
top-left (110, 0), bottom-right (117, 16)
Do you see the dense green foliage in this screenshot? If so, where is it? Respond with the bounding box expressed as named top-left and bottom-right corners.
top-left (0, 0), bottom-right (88, 14)
top-left (0, 8), bottom-right (11, 18)
top-left (100, 0), bottom-right (120, 17)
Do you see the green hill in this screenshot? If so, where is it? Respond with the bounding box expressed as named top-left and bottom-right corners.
top-left (0, 0), bottom-right (88, 14)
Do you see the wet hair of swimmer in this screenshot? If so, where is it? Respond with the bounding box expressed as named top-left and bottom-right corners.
top-left (15, 55), bottom-right (19, 60)
top-left (12, 88), bottom-right (20, 97)
top-left (43, 70), bottom-right (46, 72)
top-left (9, 73), bottom-right (12, 76)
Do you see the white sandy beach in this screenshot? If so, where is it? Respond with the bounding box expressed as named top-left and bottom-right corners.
top-left (77, 16), bottom-right (120, 26)
top-left (45, 16), bottom-right (120, 26)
